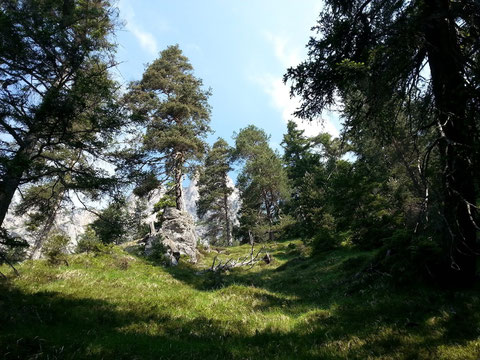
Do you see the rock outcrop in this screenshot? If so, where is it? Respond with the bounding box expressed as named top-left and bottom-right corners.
top-left (144, 207), bottom-right (198, 264)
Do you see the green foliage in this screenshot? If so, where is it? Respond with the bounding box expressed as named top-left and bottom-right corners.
top-left (197, 138), bottom-right (234, 245)
top-left (285, 0), bottom-right (480, 284)
top-left (234, 125), bottom-right (290, 243)
top-left (0, 0), bottom-right (124, 229)
top-left (375, 230), bottom-right (445, 284)
top-left (42, 232), bottom-right (70, 266)
top-left (146, 238), bottom-right (168, 263)
top-left (125, 45), bottom-right (211, 209)
top-left (75, 226), bottom-right (103, 254)
top-left (91, 198), bottom-right (130, 245)
top-left (0, 228), bottom-right (29, 265)
top-left (153, 182), bottom-right (177, 224)
top-left (132, 172), bottom-right (161, 198)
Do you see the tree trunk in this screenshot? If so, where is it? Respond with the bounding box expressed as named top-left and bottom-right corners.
top-left (30, 191), bottom-right (64, 259)
top-left (174, 152), bottom-right (184, 211)
top-left (223, 178), bottom-right (232, 246)
top-left (423, 0), bottom-right (477, 285)
top-left (0, 144), bottom-right (34, 228)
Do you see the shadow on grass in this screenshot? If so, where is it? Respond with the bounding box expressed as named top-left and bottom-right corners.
top-left (1, 274), bottom-right (480, 360)
top-left (160, 247), bottom-right (480, 359)
top-left (0, 282), bottom-right (325, 360)
top-left (4, 241), bottom-right (480, 360)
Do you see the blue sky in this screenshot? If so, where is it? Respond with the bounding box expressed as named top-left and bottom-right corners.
top-left (115, 0), bottom-right (341, 152)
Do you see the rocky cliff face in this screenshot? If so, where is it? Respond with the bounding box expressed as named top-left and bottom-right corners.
top-left (3, 177), bottom-right (241, 254)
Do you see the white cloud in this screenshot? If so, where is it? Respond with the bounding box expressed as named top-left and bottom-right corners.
top-left (253, 33), bottom-right (339, 138)
top-left (118, 0), bottom-right (159, 55)
top-left (264, 32), bottom-right (301, 68)
top-left (254, 74), bottom-right (339, 138)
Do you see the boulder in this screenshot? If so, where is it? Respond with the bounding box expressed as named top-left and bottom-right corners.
top-left (145, 207), bottom-right (198, 264)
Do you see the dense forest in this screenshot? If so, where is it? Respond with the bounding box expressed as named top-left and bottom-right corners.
top-left (1, 0), bottom-right (479, 359)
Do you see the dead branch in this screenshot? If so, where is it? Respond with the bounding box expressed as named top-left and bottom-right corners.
top-left (0, 252), bottom-right (19, 276)
top-left (207, 242), bottom-right (270, 273)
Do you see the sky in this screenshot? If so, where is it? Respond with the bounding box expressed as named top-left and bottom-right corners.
top-left (115, 0), bottom-right (342, 152)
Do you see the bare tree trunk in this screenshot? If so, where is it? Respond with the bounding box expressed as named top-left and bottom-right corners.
top-left (423, 0), bottom-right (477, 285)
top-left (29, 191), bottom-right (64, 259)
top-left (223, 183), bottom-right (232, 246)
top-left (174, 151), bottom-right (185, 211)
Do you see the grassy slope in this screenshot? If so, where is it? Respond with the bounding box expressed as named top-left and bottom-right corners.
top-left (1, 240), bottom-right (480, 359)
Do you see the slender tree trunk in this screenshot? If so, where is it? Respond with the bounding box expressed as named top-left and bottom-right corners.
top-left (0, 172), bottom-right (22, 229)
top-left (30, 190), bottom-right (64, 259)
top-left (262, 190), bottom-right (275, 241)
top-left (423, 0), bottom-right (477, 285)
top-left (174, 151), bottom-right (184, 211)
top-left (0, 143), bottom-right (35, 228)
top-left (223, 178), bottom-right (232, 246)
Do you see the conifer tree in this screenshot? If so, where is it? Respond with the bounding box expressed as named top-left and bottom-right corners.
top-left (234, 126), bottom-right (290, 242)
top-left (0, 0), bottom-right (123, 230)
top-left (197, 138), bottom-right (234, 245)
top-left (281, 121), bottom-right (321, 238)
top-left (125, 45), bottom-right (211, 210)
top-left (285, 0), bottom-right (480, 285)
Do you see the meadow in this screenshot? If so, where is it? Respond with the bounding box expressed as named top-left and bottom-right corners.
top-left (1, 240), bottom-right (480, 359)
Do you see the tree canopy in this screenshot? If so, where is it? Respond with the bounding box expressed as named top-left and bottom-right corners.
top-left (0, 0), bottom-right (123, 231)
top-left (285, 0), bottom-right (480, 285)
top-left (125, 45), bottom-right (211, 210)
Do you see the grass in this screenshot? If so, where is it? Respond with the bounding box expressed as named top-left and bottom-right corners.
top-left (1, 239), bottom-right (480, 359)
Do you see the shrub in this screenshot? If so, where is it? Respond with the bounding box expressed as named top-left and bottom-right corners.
top-left (42, 232), bottom-right (70, 266)
top-left (311, 228), bottom-right (337, 254)
top-left (75, 226), bottom-right (103, 254)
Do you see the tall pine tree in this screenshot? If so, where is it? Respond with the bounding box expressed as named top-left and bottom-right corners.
top-left (197, 138), bottom-right (234, 245)
top-left (0, 0), bottom-right (123, 230)
top-left (234, 126), bottom-right (290, 242)
top-left (125, 45), bottom-right (211, 210)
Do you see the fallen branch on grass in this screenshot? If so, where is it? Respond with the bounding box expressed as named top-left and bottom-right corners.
top-left (207, 242), bottom-right (272, 273)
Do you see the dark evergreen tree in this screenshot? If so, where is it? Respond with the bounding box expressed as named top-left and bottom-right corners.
top-left (285, 0), bottom-right (480, 285)
top-left (197, 138), bottom-right (234, 245)
top-left (125, 45), bottom-right (211, 210)
top-left (281, 121), bottom-right (322, 238)
top-left (90, 197), bottom-right (130, 245)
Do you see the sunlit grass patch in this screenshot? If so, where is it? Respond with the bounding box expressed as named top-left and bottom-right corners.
top-left (1, 239), bottom-right (480, 359)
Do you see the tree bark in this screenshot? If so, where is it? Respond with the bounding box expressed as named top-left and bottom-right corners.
top-left (223, 176), bottom-right (232, 246)
top-left (0, 142), bottom-right (35, 228)
top-left (174, 151), bottom-right (184, 211)
top-left (423, 0), bottom-right (477, 285)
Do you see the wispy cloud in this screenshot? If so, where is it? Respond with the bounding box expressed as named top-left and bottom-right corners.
top-left (118, 0), bottom-right (159, 55)
top-left (264, 33), bottom-right (301, 69)
top-left (253, 33), bottom-right (339, 138)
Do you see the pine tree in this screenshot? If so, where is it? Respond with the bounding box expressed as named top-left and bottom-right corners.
top-left (281, 121), bottom-right (322, 238)
top-left (0, 0), bottom-right (123, 230)
top-left (234, 126), bottom-right (290, 242)
top-left (125, 45), bottom-right (211, 210)
top-left (197, 138), bottom-right (234, 245)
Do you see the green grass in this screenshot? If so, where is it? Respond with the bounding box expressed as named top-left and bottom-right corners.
top-left (1, 239), bottom-right (480, 359)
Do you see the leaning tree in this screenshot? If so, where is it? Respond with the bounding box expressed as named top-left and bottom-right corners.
top-left (0, 0), bottom-right (123, 231)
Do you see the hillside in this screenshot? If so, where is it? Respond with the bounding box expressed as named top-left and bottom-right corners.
top-left (1, 240), bottom-right (480, 359)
